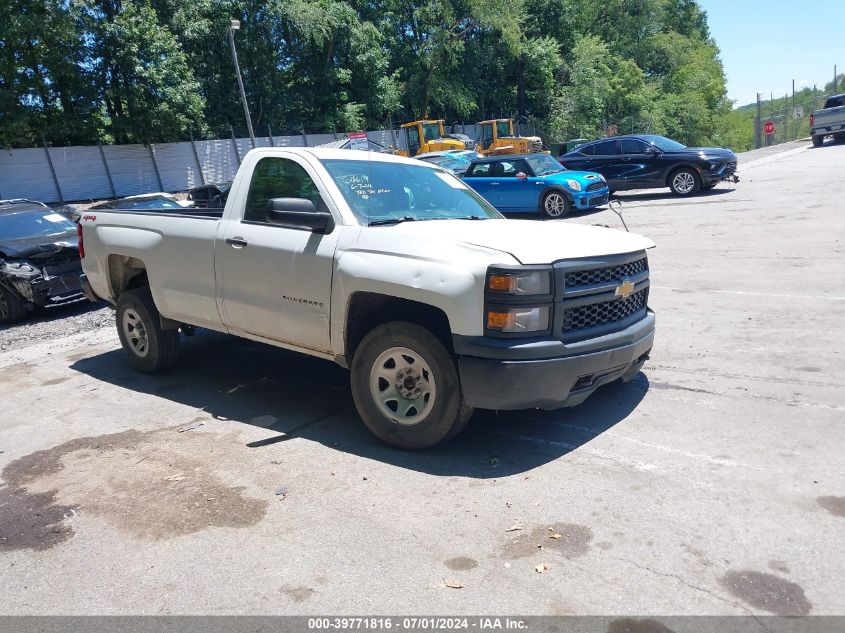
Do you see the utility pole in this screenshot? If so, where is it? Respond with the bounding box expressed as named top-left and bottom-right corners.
top-left (755, 93), bottom-right (762, 149)
top-left (835, 65), bottom-right (838, 93)
top-left (229, 19), bottom-right (256, 149)
top-left (792, 79), bottom-right (795, 141)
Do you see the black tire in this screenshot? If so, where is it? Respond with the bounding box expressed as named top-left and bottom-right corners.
top-left (350, 321), bottom-right (473, 449)
top-left (443, 404), bottom-right (476, 442)
top-left (833, 133), bottom-right (845, 143)
top-left (0, 286), bottom-right (27, 324)
top-left (541, 190), bottom-right (571, 218)
top-left (115, 287), bottom-right (180, 373)
top-left (668, 167), bottom-right (701, 196)
top-left (812, 134), bottom-right (825, 147)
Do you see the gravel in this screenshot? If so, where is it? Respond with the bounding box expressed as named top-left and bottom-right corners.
top-left (0, 300), bottom-right (114, 353)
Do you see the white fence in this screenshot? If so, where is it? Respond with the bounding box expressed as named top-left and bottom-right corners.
top-left (0, 124), bottom-right (535, 204)
top-left (0, 129), bottom-right (403, 204)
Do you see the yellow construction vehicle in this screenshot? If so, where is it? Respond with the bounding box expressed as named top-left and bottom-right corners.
top-left (396, 120), bottom-right (465, 157)
top-left (476, 118), bottom-right (544, 155)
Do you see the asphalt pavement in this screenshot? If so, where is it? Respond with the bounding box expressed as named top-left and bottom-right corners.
top-left (1, 139), bottom-right (843, 616)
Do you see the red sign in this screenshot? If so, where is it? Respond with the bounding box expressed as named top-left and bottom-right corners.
top-left (763, 120), bottom-right (776, 135)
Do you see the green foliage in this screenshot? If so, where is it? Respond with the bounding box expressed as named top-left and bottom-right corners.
top-left (0, 0), bottom-right (784, 151)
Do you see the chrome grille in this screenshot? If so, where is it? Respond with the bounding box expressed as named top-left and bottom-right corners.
top-left (562, 288), bottom-right (648, 333)
top-left (586, 182), bottom-right (606, 192)
top-left (564, 257), bottom-right (647, 289)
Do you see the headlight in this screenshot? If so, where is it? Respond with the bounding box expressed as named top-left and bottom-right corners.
top-left (565, 179), bottom-right (582, 192)
top-left (487, 270), bottom-right (551, 295)
top-left (485, 266), bottom-right (553, 337)
top-left (486, 306), bottom-right (550, 333)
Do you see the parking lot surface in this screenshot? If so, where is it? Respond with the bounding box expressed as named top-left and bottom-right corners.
top-left (1, 141), bottom-right (843, 615)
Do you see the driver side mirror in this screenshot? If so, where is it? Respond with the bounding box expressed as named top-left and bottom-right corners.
top-left (645, 146), bottom-right (661, 155)
top-left (266, 198), bottom-right (334, 234)
top-left (516, 172), bottom-right (528, 180)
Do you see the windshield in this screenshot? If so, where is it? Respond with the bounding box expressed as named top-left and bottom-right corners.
top-left (428, 155), bottom-right (471, 172)
top-left (0, 210), bottom-right (75, 241)
top-left (642, 135), bottom-right (686, 151)
top-left (422, 123), bottom-right (441, 141)
top-left (526, 154), bottom-right (564, 176)
top-left (496, 121), bottom-right (512, 138)
top-left (321, 159), bottom-right (502, 225)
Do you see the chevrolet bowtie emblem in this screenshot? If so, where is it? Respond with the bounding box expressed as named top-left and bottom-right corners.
top-left (615, 280), bottom-right (635, 299)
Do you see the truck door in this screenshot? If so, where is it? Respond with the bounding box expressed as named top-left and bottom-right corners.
top-left (406, 126), bottom-right (421, 156)
top-left (216, 155), bottom-right (340, 353)
top-left (479, 123), bottom-right (494, 153)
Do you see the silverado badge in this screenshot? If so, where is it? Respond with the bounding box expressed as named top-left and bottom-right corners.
top-left (615, 280), bottom-right (635, 299)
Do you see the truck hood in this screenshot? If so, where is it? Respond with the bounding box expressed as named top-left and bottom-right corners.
top-left (372, 219), bottom-right (653, 264)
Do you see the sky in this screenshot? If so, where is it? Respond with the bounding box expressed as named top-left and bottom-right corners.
top-left (699, 0), bottom-right (844, 107)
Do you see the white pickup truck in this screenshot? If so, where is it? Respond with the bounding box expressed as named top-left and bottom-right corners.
top-left (78, 148), bottom-right (655, 449)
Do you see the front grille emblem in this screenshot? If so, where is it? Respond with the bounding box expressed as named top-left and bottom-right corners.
top-left (615, 280), bottom-right (635, 299)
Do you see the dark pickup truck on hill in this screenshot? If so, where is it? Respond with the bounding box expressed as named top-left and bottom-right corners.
top-left (810, 94), bottom-right (845, 147)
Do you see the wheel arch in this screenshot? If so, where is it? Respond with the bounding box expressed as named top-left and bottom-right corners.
top-left (664, 163), bottom-right (703, 187)
top-left (106, 254), bottom-right (149, 300)
top-left (538, 186), bottom-right (572, 212)
top-left (344, 292), bottom-right (453, 365)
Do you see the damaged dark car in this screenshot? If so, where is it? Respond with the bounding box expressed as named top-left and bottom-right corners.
top-left (0, 200), bottom-right (85, 324)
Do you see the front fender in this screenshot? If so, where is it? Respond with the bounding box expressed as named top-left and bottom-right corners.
top-left (330, 250), bottom-right (487, 357)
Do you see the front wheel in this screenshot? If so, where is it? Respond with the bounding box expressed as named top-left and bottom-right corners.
top-left (350, 322), bottom-right (473, 449)
top-left (669, 168), bottom-right (701, 196)
top-left (115, 287), bottom-right (180, 373)
top-left (541, 190), bottom-right (571, 218)
top-left (0, 286), bottom-right (27, 324)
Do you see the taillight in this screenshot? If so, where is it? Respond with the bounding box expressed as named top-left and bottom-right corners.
top-left (810, 113), bottom-right (814, 127)
top-left (77, 222), bottom-right (85, 258)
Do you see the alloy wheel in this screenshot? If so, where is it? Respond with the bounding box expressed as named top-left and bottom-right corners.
top-left (672, 171), bottom-right (696, 194)
top-left (544, 192), bottom-right (567, 217)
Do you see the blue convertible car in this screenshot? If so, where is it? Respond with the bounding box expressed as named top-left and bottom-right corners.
top-left (462, 153), bottom-right (609, 218)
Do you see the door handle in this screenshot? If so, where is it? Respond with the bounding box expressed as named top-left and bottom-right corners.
top-left (226, 236), bottom-right (248, 248)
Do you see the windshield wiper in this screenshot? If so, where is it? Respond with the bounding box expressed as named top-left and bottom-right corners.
top-left (368, 215), bottom-right (417, 226)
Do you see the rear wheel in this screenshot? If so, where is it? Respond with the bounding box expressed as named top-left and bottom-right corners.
top-left (0, 286), bottom-right (27, 324)
top-left (669, 168), bottom-right (701, 196)
top-left (812, 134), bottom-right (825, 147)
top-left (350, 322), bottom-right (473, 449)
top-left (541, 190), bottom-right (570, 218)
top-left (115, 287), bottom-right (180, 373)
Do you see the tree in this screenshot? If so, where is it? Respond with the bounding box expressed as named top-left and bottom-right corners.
top-left (81, 0), bottom-right (207, 143)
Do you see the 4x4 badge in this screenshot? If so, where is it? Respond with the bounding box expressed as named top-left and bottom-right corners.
top-left (615, 280), bottom-right (635, 299)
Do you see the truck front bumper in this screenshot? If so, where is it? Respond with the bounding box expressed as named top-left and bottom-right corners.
top-left (456, 316), bottom-right (654, 410)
